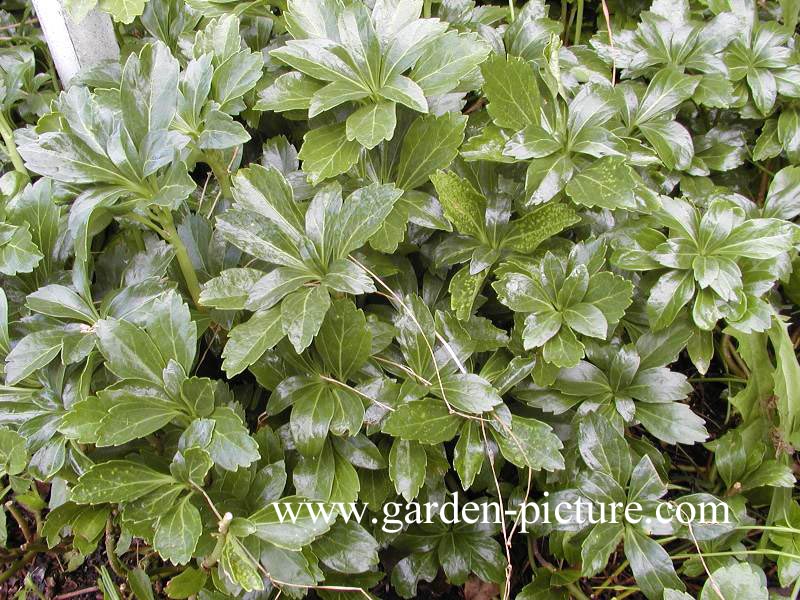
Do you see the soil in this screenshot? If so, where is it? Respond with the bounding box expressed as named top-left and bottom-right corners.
top-left (0, 507), bottom-right (111, 599)
top-left (0, 550), bottom-right (106, 599)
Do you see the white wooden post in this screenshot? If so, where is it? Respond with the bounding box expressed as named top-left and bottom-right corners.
top-left (30, 0), bottom-right (120, 86)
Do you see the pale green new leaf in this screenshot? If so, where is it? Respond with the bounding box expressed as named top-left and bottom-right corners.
top-left (98, 0), bottom-right (146, 23)
top-left (298, 123), bottom-right (362, 184)
top-left (480, 54), bottom-right (541, 132)
top-left (345, 101), bottom-right (397, 150)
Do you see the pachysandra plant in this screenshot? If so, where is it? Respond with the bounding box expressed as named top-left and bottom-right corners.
top-left (259, 0), bottom-right (491, 182)
top-left (519, 323), bottom-right (709, 445)
top-left (208, 163), bottom-right (402, 363)
top-left (429, 165), bottom-right (580, 319)
top-left (494, 240), bottom-right (633, 370)
top-left (612, 194), bottom-right (798, 373)
top-left (593, 0), bottom-right (739, 109)
top-left (0, 0), bottom-right (798, 599)
top-left (475, 51), bottom-right (646, 207)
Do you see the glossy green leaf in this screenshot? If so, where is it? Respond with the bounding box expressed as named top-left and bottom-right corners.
top-left (624, 527), bottom-right (684, 600)
top-left (389, 438), bottom-right (426, 501)
top-left (153, 495), bottom-right (202, 565)
top-left (72, 461), bottom-right (175, 504)
top-left (430, 170), bottom-right (486, 240)
top-left (222, 307), bottom-right (284, 376)
top-left (383, 400), bottom-right (462, 444)
top-left (298, 123), bottom-right (362, 184)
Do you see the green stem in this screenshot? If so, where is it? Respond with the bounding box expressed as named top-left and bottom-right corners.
top-left (202, 534), bottom-right (226, 570)
top-left (565, 1), bottom-right (575, 44)
top-left (203, 151), bottom-right (233, 200)
top-left (127, 213), bottom-right (167, 237)
top-left (508, 0), bottom-right (515, 22)
top-left (201, 511), bottom-right (232, 571)
top-left (748, 159), bottom-right (776, 177)
top-left (565, 582), bottom-right (590, 600)
top-left (158, 209), bottom-right (203, 309)
top-left (688, 376), bottom-right (746, 384)
top-left (0, 111), bottom-right (28, 176)
top-left (105, 517), bottom-right (127, 578)
top-left (737, 524), bottom-right (800, 536)
top-left (673, 549), bottom-right (800, 562)
top-left (574, 0), bottom-right (584, 45)
top-left (40, 43), bottom-right (60, 93)
top-left (595, 559), bottom-right (628, 591)
top-left (761, 483), bottom-right (791, 553)
top-left (31, 509), bottom-right (42, 536)
top-left (0, 549), bottom-right (36, 584)
top-left (423, 0), bottom-right (432, 18)
top-left (6, 501), bottom-right (32, 544)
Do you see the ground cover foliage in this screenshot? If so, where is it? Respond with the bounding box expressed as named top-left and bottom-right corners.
top-left (0, 0), bottom-right (799, 597)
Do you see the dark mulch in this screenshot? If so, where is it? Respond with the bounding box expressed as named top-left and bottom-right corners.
top-left (0, 550), bottom-right (105, 599)
top-left (0, 505), bottom-right (109, 599)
